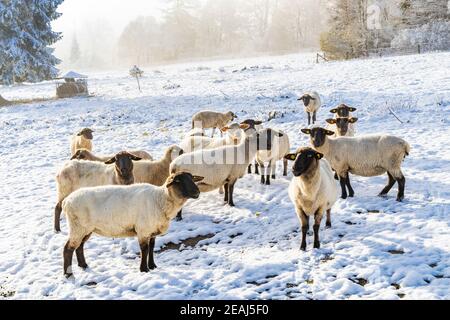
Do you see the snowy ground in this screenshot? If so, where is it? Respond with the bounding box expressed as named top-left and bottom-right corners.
top-left (0, 52), bottom-right (449, 300)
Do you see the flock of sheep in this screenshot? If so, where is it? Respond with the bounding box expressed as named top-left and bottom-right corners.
top-left (55, 92), bottom-right (410, 278)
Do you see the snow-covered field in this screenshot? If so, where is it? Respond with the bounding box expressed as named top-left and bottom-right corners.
top-left (0, 52), bottom-right (449, 300)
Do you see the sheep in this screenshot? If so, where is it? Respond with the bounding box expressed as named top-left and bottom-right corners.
top-left (61, 172), bottom-right (204, 277)
top-left (70, 128), bottom-right (93, 156)
top-left (180, 123), bottom-right (244, 154)
top-left (298, 92), bottom-right (321, 125)
top-left (255, 129), bottom-right (290, 185)
top-left (192, 110), bottom-right (238, 137)
top-left (170, 128), bottom-right (284, 207)
top-left (71, 149), bottom-right (154, 161)
top-left (285, 147), bottom-right (338, 250)
top-left (54, 152), bottom-right (143, 233)
top-left (326, 117), bottom-right (358, 137)
top-left (301, 127), bottom-right (410, 202)
top-left (240, 119), bottom-right (263, 174)
top-left (330, 104), bottom-right (357, 118)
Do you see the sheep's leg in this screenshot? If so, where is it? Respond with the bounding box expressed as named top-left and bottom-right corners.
top-left (224, 183), bottom-right (229, 203)
top-left (313, 211), bottom-right (323, 249)
top-left (255, 161), bottom-right (260, 175)
top-left (247, 164), bottom-right (252, 174)
top-left (148, 237), bottom-right (157, 270)
top-left (63, 238), bottom-right (82, 278)
top-left (396, 175), bottom-right (406, 202)
top-left (271, 161), bottom-right (276, 180)
top-left (283, 158), bottom-right (288, 176)
top-left (176, 210), bottom-right (183, 221)
top-left (333, 170), bottom-right (339, 180)
top-left (379, 172), bottom-right (396, 197)
top-left (299, 211), bottom-right (308, 251)
top-left (265, 161), bottom-right (272, 186)
top-left (259, 162), bottom-right (266, 184)
top-left (139, 238), bottom-right (150, 273)
top-left (307, 113), bottom-right (311, 126)
top-left (54, 202), bottom-right (62, 233)
top-left (346, 174), bottom-right (355, 198)
top-left (228, 181), bottom-right (236, 207)
top-left (211, 127), bottom-right (216, 138)
top-left (326, 209), bottom-right (332, 229)
top-left (339, 175), bottom-right (348, 199)
top-left (75, 234), bottom-right (91, 270)
top-left (313, 111), bottom-right (317, 124)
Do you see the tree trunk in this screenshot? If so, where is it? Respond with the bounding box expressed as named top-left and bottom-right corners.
top-left (0, 94), bottom-right (11, 107)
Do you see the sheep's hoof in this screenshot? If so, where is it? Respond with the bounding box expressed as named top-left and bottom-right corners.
top-left (176, 216), bottom-right (183, 222)
top-left (341, 195), bottom-right (348, 200)
top-left (326, 223), bottom-right (332, 229)
top-left (313, 242), bottom-right (321, 249)
top-left (78, 263), bottom-right (89, 270)
top-left (300, 244), bottom-right (307, 251)
top-left (378, 193), bottom-right (388, 198)
top-left (271, 175), bottom-right (276, 180)
top-left (349, 193), bottom-right (355, 198)
top-left (265, 181), bottom-right (271, 186)
top-left (396, 196), bottom-right (404, 202)
top-left (228, 202), bottom-right (235, 207)
top-left (140, 267), bottom-right (150, 273)
top-left (64, 272), bottom-right (73, 279)
top-left (149, 264), bottom-right (157, 270)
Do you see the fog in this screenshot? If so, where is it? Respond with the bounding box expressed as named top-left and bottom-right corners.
top-left (53, 0), bottom-right (327, 71)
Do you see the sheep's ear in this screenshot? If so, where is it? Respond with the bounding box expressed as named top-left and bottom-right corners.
top-left (326, 119), bottom-right (337, 125)
top-left (285, 153), bottom-right (297, 161)
top-left (349, 117), bottom-right (358, 123)
top-left (349, 107), bottom-right (357, 112)
top-left (129, 154), bottom-right (142, 161)
top-left (240, 124), bottom-right (250, 130)
top-left (330, 108), bottom-right (338, 114)
top-left (310, 96), bottom-right (316, 100)
top-left (301, 129), bottom-right (311, 135)
top-left (71, 153), bottom-right (79, 160)
top-left (104, 157), bottom-right (116, 165)
top-left (277, 132), bottom-right (284, 137)
top-left (326, 130), bottom-right (335, 136)
top-left (316, 152), bottom-right (324, 160)
top-left (192, 176), bottom-right (204, 183)
top-left (76, 132), bottom-right (82, 136)
top-left (221, 126), bottom-right (229, 132)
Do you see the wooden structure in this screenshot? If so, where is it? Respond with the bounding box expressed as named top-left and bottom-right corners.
top-left (55, 71), bottom-right (89, 98)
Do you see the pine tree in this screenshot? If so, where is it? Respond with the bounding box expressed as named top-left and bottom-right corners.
top-left (70, 35), bottom-right (81, 65)
top-left (0, 0), bottom-right (63, 84)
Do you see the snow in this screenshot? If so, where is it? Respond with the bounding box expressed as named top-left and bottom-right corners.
top-left (0, 52), bottom-right (449, 300)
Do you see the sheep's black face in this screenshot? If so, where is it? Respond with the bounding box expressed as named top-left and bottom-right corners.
top-left (240, 119), bottom-right (263, 133)
top-left (105, 152), bottom-right (142, 184)
top-left (298, 95), bottom-right (313, 107)
top-left (78, 128), bottom-right (94, 140)
top-left (285, 148), bottom-right (323, 177)
top-left (255, 129), bottom-right (284, 151)
top-left (168, 173), bottom-right (203, 199)
top-left (326, 118), bottom-right (358, 136)
top-left (330, 104), bottom-right (357, 118)
top-left (301, 128), bottom-right (334, 148)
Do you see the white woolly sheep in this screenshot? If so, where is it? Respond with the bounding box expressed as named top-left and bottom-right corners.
top-left (240, 119), bottom-right (264, 174)
top-left (54, 151), bottom-right (143, 233)
top-left (61, 172), bottom-right (204, 277)
top-left (255, 128), bottom-right (290, 185)
top-left (285, 147), bottom-right (339, 250)
top-left (70, 128), bottom-right (93, 156)
top-left (71, 149), bottom-right (153, 161)
top-left (180, 123), bottom-right (244, 153)
top-left (192, 110), bottom-right (238, 137)
top-left (301, 127), bottom-right (410, 202)
top-left (298, 92), bottom-right (321, 125)
top-left (170, 128), bottom-right (284, 206)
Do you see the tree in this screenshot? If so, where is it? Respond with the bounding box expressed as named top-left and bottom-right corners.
top-left (0, 0), bottom-right (63, 84)
top-left (70, 35), bottom-right (81, 65)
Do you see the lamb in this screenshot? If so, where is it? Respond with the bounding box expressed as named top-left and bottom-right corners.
top-left (298, 92), bottom-right (321, 125)
top-left (285, 147), bottom-right (338, 250)
top-left (170, 128), bottom-right (284, 206)
top-left (192, 110), bottom-right (238, 137)
top-left (70, 128), bottom-right (94, 156)
top-left (54, 151), bottom-right (143, 233)
top-left (326, 117), bottom-right (358, 137)
top-left (301, 127), bottom-right (410, 202)
top-left (61, 172), bottom-right (204, 277)
top-left (255, 128), bottom-right (290, 185)
top-left (71, 149), bottom-right (153, 161)
top-left (180, 123), bottom-right (244, 153)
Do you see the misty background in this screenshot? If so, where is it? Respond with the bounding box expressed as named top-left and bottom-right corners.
top-left (53, 0), bottom-right (328, 70)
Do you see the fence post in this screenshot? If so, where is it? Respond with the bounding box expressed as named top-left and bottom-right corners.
top-left (418, 44), bottom-right (421, 54)
top-left (316, 53), bottom-right (319, 64)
